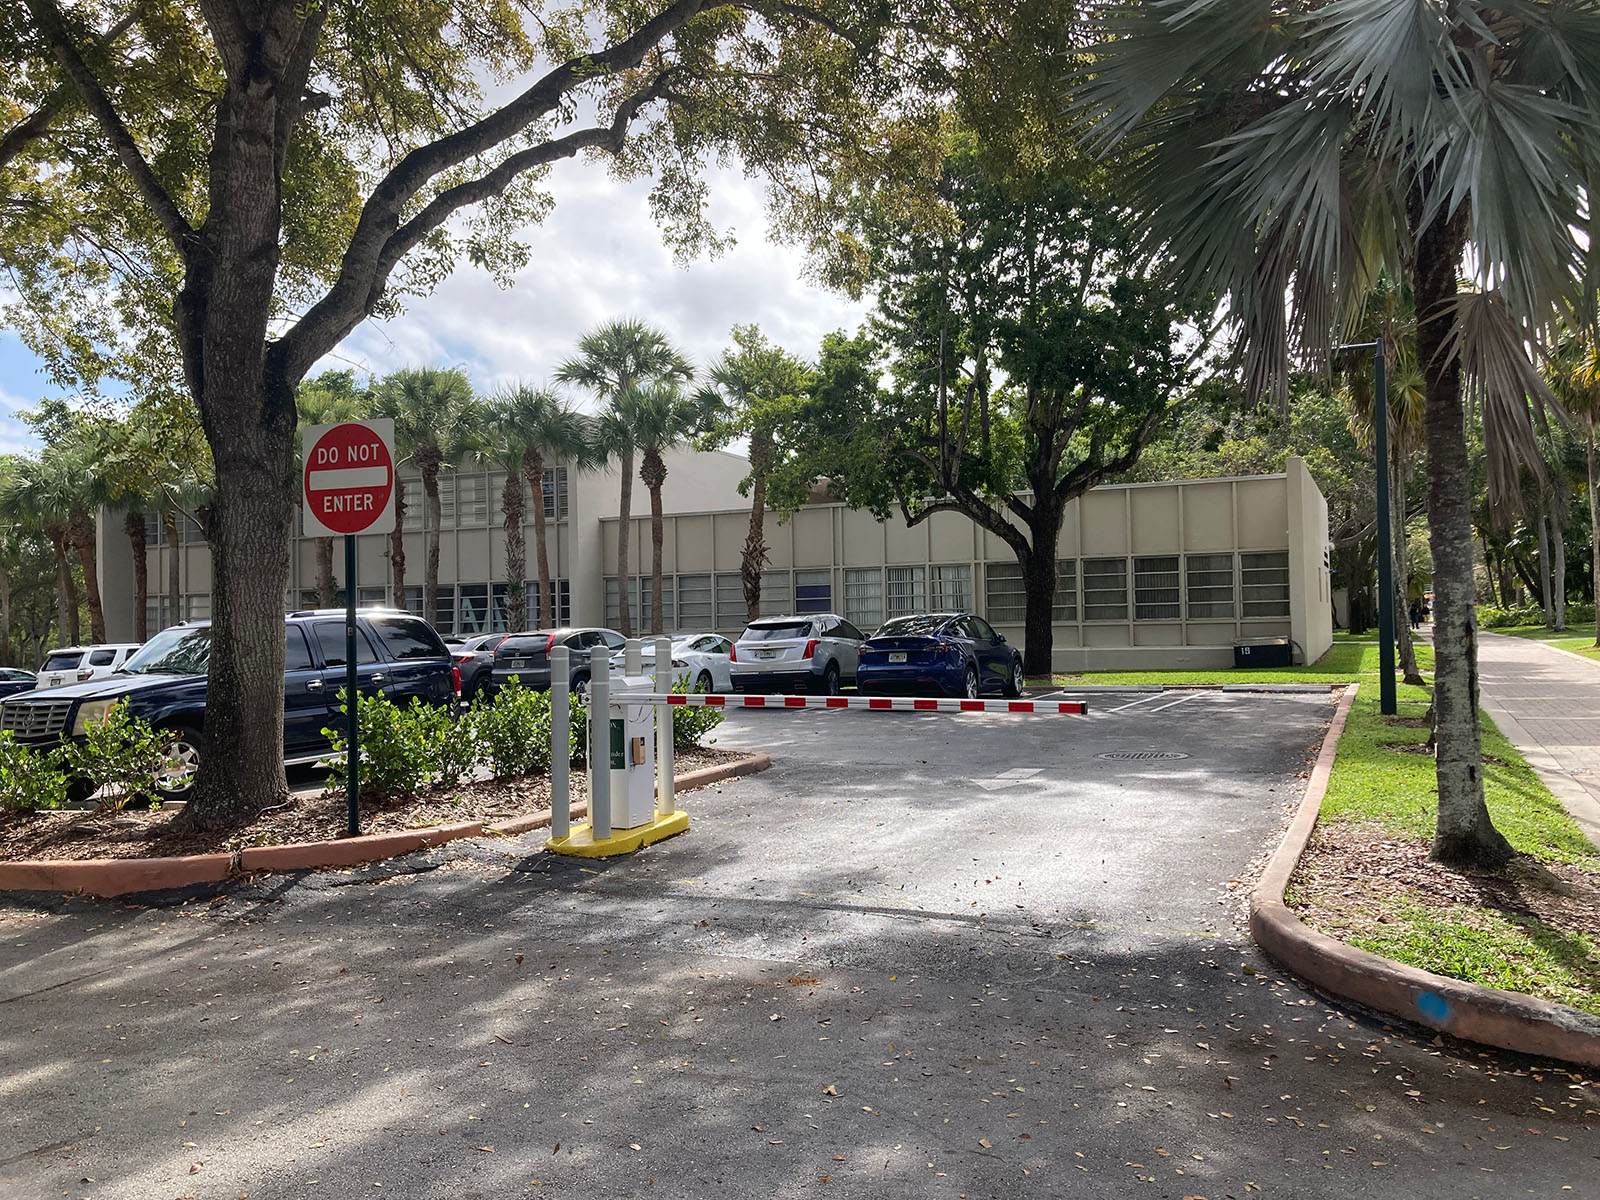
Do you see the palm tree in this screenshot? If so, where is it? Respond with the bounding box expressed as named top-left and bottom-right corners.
top-left (555, 320), bottom-right (692, 636)
top-left (373, 367), bottom-right (481, 623)
top-left (697, 325), bottom-right (814, 621)
top-left (1549, 337), bottom-right (1600, 648)
top-left (297, 371), bottom-right (373, 607)
top-left (3, 452), bottom-right (84, 645)
top-left (1076, 2), bottom-right (1600, 870)
top-left (479, 394), bottom-right (533, 628)
top-left (624, 382), bottom-right (708, 633)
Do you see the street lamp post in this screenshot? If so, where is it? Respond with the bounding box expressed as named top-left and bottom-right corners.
top-left (1339, 340), bottom-right (1397, 716)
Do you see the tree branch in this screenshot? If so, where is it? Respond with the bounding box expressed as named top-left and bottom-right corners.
top-left (22, 0), bottom-right (195, 254)
top-left (0, 12), bottom-right (136, 173)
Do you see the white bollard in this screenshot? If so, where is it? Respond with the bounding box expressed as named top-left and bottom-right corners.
top-left (550, 645), bottom-right (570, 840)
top-left (654, 635), bottom-right (674, 817)
top-left (625, 636), bottom-right (643, 677)
top-left (588, 644), bottom-right (611, 841)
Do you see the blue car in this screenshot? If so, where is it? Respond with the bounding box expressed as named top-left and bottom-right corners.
top-left (856, 612), bottom-right (1025, 699)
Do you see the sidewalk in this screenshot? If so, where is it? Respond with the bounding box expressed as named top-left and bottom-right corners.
top-left (1476, 630), bottom-right (1600, 849)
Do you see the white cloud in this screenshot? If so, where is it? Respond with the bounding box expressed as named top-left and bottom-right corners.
top-left (326, 160), bottom-right (869, 402)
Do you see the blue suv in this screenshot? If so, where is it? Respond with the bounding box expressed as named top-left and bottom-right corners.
top-left (0, 610), bottom-right (456, 801)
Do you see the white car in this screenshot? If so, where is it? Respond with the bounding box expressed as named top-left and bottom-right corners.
top-left (610, 633), bottom-right (734, 694)
top-left (35, 644), bottom-right (141, 689)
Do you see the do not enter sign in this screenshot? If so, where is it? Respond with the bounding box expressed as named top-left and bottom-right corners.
top-left (302, 419), bottom-right (397, 537)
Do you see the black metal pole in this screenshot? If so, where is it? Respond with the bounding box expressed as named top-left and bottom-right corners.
top-left (345, 534), bottom-right (360, 836)
top-left (1373, 343), bottom-right (1398, 715)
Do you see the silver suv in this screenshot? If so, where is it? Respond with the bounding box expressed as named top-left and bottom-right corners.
top-left (730, 614), bottom-right (864, 696)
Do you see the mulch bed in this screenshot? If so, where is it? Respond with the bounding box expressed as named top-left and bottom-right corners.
top-left (0, 745), bottom-right (749, 863)
top-left (1291, 823), bottom-right (1600, 945)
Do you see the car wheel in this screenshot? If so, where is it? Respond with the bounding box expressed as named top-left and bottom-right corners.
top-left (65, 776), bottom-right (97, 804)
top-left (572, 672), bottom-right (590, 702)
top-left (823, 663), bottom-right (841, 696)
top-left (695, 670), bottom-right (713, 694)
top-left (155, 725), bottom-right (204, 801)
top-left (961, 665), bottom-right (979, 700)
top-left (1004, 658), bottom-right (1024, 698)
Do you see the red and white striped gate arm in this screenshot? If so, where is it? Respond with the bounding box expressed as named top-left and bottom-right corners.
top-left (645, 693), bottom-right (1088, 715)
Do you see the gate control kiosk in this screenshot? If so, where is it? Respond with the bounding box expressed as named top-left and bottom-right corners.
top-left (607, 673), bottom-right (658, 829)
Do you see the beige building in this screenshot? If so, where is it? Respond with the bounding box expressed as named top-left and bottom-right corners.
top-left (99, 450), bottom-right (1333, 671)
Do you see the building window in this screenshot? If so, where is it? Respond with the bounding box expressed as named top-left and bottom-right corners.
top-left (435, 475), bottom-right (455, 527)
top-left (400, 479), bottom-right (423, 531)
top-left (639, 575), bottom-right (676, 632)
top-left (490, 584), bottom-right (512, 632)
top-left (844, 567), bottom-right (884, 628)
top-left (886, 566), bottom-right (926, 618)
top-left (433, 588), bottom-right (457, 636)
top-left (1082, 557), bottom-right (1128, 621)
top-left (1054, 560), bottom-right (1078, 622)
top-left (929, 563), bottom-right (972, 612)
top-left (1134, 556), bottom-right (1181, 620)
top-left (403, 585), bottom-right (424, 617)
top-left (677, 574), bottom-right (712, 628)
top-left (458, 583), bottom-right (490, 635)
top-left (1241, 550), bottom-right (1291, 617)
top-left (542, 467), bottom-right (569, 521)
top-left (715, 574), bottom-right (746, 629)
top-left (358, 586), bottom-right (388, 607)
top-left (1186, 553), bottom-right (1235, 619)
top-left (604, 577), bottom-right (623, 629)
top-left (145, 596), bottom-right (178, 632)
top-left (759, 570), bottom-right (792, 615)
top-left (180, 514), bottom-right (205, 544)
top-left (794, 569), bottom-right (832, 614)
top-left (525, 580), bottom-right (569, 629)
top-left (984, 562), bottom-right (1025, 625)
top-left (143, 512), bottom-right (161, 542)
top-left (457, 473), bottom-right (488, 526)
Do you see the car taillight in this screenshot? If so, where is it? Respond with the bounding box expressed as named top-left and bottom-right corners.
top-left (802, 639), bottom-right (819, 659)
top-left (452, 652), bottom-right (474, 663)
top-left (545, 633), bottom-right (557, 654)
top-left (729, 644), bottom-right (737, 662)
top-left (452, 666), bottom-right (462, 696)
top-left (77, 670), bottom-right (93, 681)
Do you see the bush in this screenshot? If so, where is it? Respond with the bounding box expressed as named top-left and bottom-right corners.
top-left (1478, 602), bottom-right (1596, 629)
top-left (0, 732), bottom-right (69, 812)
top-left (670, 676), bottom-right (724, 750)
top-left (468, 679), bottom-right (553, 779)
top-left (325, 691), bottom-right (445, 801)
top-left (64, 700), bottom-right (172, 808)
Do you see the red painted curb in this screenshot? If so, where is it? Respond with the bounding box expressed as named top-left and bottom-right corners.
top-left (238, 821), bottom-right (482, 872)
top-left (0, 852), bottom-right (232, 899)
top-left (1249, 683), bottom-right (1600, 1068)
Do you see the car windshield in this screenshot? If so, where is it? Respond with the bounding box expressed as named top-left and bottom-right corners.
top-left (122, 626), bottom-right (212, 675)
top-left (41, 653), bottom-right (82, 672)
top-left (875, 615), bottom-right (953, 637)
top-left (741, 621), bottom-right (811, 642)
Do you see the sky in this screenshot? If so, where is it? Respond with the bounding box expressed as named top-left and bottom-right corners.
top-left (0, 157), bottom-right (872, 453)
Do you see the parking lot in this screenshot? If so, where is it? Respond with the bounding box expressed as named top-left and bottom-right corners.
top-left (3, 692), bottom-right (1596, 1199)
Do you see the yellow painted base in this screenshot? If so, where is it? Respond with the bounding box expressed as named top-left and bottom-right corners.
top-left (547, 809), bottom-right (690, 858)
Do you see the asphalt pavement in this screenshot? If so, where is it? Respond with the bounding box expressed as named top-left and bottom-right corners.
top-left (2, 692), bottom-right (1596, 1199)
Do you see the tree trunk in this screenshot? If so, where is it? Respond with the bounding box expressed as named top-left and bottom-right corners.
top-left (501, 464), bottom-right (526, 627)
top-left (616, 445), bottom-right (634, 636)
top-left (165, 510), bottom-right (181, 627)
top-left (1550, 512), bottom-right (1567, 631)
top-left (389, 481), bottom-right (408, 606)
top-left (0, 564), bottom-right (11, 665)
top-left (1020, 544), bottom-right (1058, 678)
top-left (68, 510), bottom-right (107, 644)
top-left (1589, 429), bottom-right (1599, 648)
top-left (641, 446), bottom-right (666, 634)
top-left (45, 525), bottom-right (77, 645)
top-left (523, 454), bottom-right (555, 628)
top-left (743, 473), bottom-right (768, 622)
top-left (1537, 510), bottom-right (1554, 627)
top-left (1391, 448), bottom-right (1423, 685)
top-left (422, 463), bottom-right (442, 626)
top-left (1413, 205), bottom-right (1512, 870)
top-left (314, 537), bottom-right (335, 607)
top-left (125, 511), bottom-right (148, 642)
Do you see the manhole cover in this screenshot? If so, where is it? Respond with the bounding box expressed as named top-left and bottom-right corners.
top-left (1095, 751), bottom-right (1190, 761)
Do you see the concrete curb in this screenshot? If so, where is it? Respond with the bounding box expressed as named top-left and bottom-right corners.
top-left (0, 753), bottom-right (773, 898)
top-left (485, 752), bottom-right (772, 838)
top-left (1249, 683), bottom-right (1600, 1069)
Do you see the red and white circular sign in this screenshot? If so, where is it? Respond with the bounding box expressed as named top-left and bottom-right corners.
top-left (302, 419), bottom-right (396, 537)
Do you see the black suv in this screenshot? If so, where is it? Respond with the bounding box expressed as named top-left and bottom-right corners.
top-left (488, 627), bottom-right (625, 697)
top-left (0, 610), bottom-right (455, 801)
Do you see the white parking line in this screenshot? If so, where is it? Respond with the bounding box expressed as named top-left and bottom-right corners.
top-left (1100, 693), bottom-right (1173, 715)
top-left (1144, 691), bottom-right (1210, 714)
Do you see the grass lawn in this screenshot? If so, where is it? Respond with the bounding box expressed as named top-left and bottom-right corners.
top-left (1483, 622), bottom-right (1600, 664)
top-left (1037, 632), bottom-right (1430, 687)
top-left (1291, 684), bottom-right (1600, 1016)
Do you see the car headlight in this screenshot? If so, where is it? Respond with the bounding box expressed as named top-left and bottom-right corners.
top-left (72, 700), bottom-right (118, 736)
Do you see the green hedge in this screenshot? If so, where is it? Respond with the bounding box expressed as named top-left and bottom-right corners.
top-left (1479, 601), bottom-right (1596, 628)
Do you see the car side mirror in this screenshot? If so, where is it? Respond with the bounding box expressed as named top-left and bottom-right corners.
top-left (996, 633), bottom-right (1006, 644)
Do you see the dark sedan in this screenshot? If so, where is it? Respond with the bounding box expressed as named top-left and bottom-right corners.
top-left (856, 612), bottom-right (1024, 699)
top-left (0, 668), bottom-right (37, 700)
top-left (488, 627), bottom-right (625, 697)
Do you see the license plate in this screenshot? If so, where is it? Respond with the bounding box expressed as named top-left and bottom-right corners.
top-left (46, 675), bottom-right (63, 686)
top-left (757, 649), bottom-right (776, 660)
top-left (888, 652), bottom-right (907, 663)
top-left (509, 659), bottom-right (526, 669)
